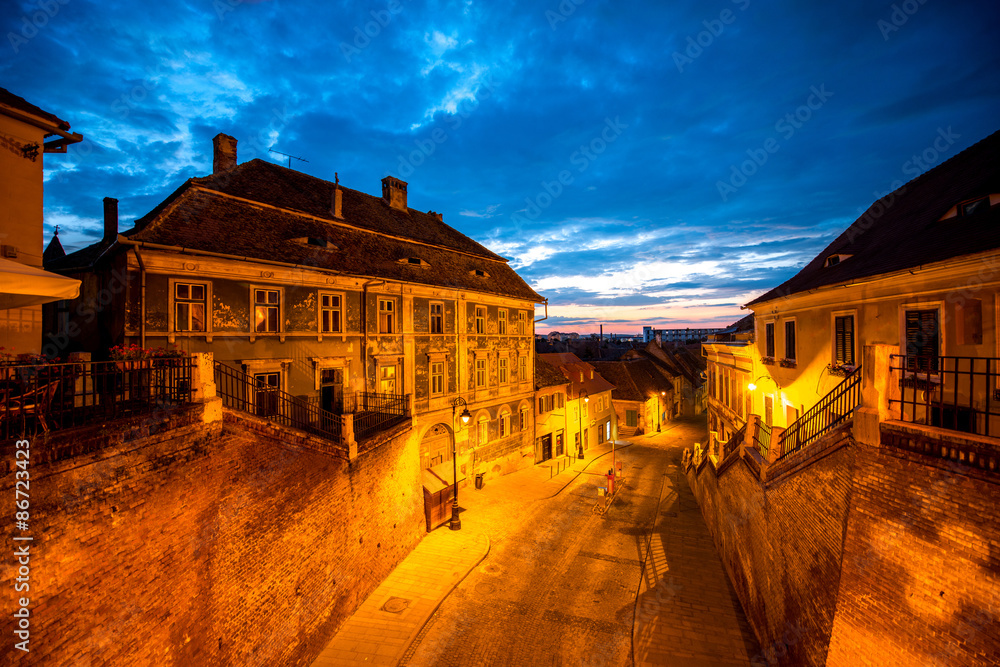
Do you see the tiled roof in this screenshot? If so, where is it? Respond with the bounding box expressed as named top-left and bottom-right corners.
top-left (749, 129), bottom-right (1000, 307)
top-left (590, 359), bottom-right (673, 403)
top-left (52, 160), bottom-right (544, 302)
top-left (535, 357), bottom-right (569, 389)
top-left (537, 353), bottom-right (616, 397)
top-left (0, 87), bottom-right (71, 131)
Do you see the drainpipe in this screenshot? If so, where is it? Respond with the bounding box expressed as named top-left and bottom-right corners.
top-left (132, 247), bottom-right (146, 349)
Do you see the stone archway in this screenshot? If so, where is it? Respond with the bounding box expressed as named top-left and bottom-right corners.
top-left (419, 422), bottom-right (454, 471)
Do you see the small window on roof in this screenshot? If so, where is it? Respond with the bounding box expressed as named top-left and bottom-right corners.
top-left (472, 269), bottom-right (489, 278)
top-left (398, 257), bottom-right (429, 267)
top-left (960, 197), bottom-right (989, 217)
top-left (825, 254), bottom-right (851, 267)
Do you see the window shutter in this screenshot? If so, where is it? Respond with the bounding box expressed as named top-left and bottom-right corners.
top-left (538, 398), bottom-right (544, 414)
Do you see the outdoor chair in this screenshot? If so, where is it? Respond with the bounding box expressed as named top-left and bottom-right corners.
top-left (4, 379), bottom-right (61, 433)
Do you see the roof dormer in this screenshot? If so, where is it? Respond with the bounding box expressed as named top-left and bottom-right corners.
top-left (825, 253), bottom-right (852, 267)
top-left (937, 194), bottom-right (998, 221)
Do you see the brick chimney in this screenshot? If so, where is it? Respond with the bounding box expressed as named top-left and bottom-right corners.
top-left (381, 176), bottom-right (408, 212)
top-left (331, 173), bottom-right (343, 218)
top-left (104, 197), bottom-right (118, 243)
top-left (213, 133), bottom-right (237, 173)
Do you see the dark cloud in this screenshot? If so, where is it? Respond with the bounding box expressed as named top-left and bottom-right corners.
top-left (4, 0), bottom-right (998, 332)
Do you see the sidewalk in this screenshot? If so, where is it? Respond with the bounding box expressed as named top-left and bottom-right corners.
top-left (309, 438), bottom-right (629, 667)
top-left (309, 529), bottom-right (490, 667)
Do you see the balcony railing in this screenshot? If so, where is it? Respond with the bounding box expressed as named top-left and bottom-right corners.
top-left (214, 363), bottom-right (342, 443)
top-left (754, 421), bottom-right (772, 460)
top-left (889, 355), bottom-right (999, 438)
top-left (351, 391), bottom-right (409, 441)
top-left (1, 358), bottom-right (194, 441)
top-left (777, 365), bottom-right (861, 461)
top-left (721, 422), bottom-right (747, 462)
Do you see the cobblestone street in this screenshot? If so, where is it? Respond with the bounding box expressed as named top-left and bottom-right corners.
top-left (401, 418), bottom-right (759, 667)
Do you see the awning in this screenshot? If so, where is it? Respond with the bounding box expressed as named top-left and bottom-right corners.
top-left (0, 257), bottom-right (80, 309)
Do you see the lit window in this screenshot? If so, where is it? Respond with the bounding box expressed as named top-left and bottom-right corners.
top-left (476, 306), bottom-right (486, 334)
top-left (320, 293), bottom-right (341, 333)
top-left (430, 302), bottom-right (443, 334)
top-left (477, 418), bottom-right (489, 445)
top-left (499, 309), bottom-right (507, 335)
top-left (499, 357), bottom-right (508, 384)
top-left (379, 364), bottom-right (396, 394)
top-left (476, 358), bottom-right (487, 388)
top-left (431, 361), bottom-right (444, 395)
top-left (379, 298), bottom-right (395, 334)
top-left (175, 283), bottom-right (206, 332)
top-left (254, 289), bottom-right (280, 333)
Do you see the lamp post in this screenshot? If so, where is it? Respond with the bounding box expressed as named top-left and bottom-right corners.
top-left (658, 390), bottom-right (666, 431)
top-left (450, 397), bottom-right (472, 531)
top-left (577, 390), bottom-right (589, 459)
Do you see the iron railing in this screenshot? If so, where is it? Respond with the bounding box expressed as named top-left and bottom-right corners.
top-left (754, 422), bottom-right (772, 460)
top-left (889, 355), bottom-right (999, 438)
top-left (214, 363), bottom-right (342, 443)
top-left (1, 358), bottom-right (194, 441)
top-left (721, 422), bottom-right (747, 461)
top-left (352, 391), bottom-right (409, 441)
top-left (777, 365), bottom-right (861, 460)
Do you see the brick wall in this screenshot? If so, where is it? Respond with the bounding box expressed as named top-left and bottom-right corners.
top-left (1, 406), bottom-right (423, 665)
top-left (687, 425), bottom-right (1000, 666)
top-left (687, 432), bottom-right (855, 666)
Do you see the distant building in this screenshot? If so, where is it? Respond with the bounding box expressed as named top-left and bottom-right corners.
top-left (538, 353), bottom-right (616, 455)
top-left (590, 357), bottom-right (675, 437)
top-left (642, 325), bottom-right (724, 344)
top-left (534, 356), bottom-right (570, 462)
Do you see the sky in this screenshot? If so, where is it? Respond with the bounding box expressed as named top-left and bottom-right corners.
top-left (3, 0), bottom-right (999, 334)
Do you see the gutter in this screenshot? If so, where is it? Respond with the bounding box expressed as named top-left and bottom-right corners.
top-left (0, 105), bottom-right (83, 152)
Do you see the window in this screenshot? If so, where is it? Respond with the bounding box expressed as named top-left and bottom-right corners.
top-left (834, 315), bottom-right (855, 366)
top-left (626, 410), bottom-right (637, 427)
top-left (784, 320), bottom-right (796, 360)
top-left (254, 372), bottom-right (280, 417)
top-left (499, 357), bottom-right (508, 384)
top-left (500, 411), bottom-right (510, 437)
top-left (764, 394), bottom-right (773, 427)
top-left (430, 302), bottom-right (443, 334)
top-left (319, 293), bottom-right (341, 333)
top-left (556, 393), bottom-right (564, 408)
top-left (431, 361), bottom-right (444, 395)
top-left (905, 309), bottom-right (940, 372)
top-left (499, 309), bottom-right (508, 335)
top-left (765, 322), bottom-right (775, 358)
top-left (175, 283), bottom-right (206, 332)
top-left (519, 356), bottom-right (527, 382)
top-left (378, 298), bottom-right (395, 334)
top-left (477, 418), bottom-right (489, 445)
top-left (475, 306), bottom-right (486, 334)
top-left (960, 197), bottom-right (989, 217)
top-left (254, 289), bottom-right (280, 333)
top-left (518, 311), bottom-right (527, 335)
top-left (519, 407), bottom-right (529, 431)
top-left (379, 364), bottom-right (396, 393)
top-left (476, 358), bottom-right (487, 388)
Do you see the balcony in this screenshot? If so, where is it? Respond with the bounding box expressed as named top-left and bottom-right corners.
top-left (889, 355), bottom-right (1000, 438)
top-left (1, 357), bottom-right (194, 442)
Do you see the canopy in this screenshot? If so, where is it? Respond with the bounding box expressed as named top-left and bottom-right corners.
top-left (0, 256), bottom-right (80, 309)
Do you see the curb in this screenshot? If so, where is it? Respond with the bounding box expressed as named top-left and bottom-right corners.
top-left (394, 532), bottom-right (491, 666)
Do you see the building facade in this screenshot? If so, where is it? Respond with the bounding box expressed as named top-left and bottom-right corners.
top-left (590, 357), bottom-right (675, 437)
top-left (538, 352), bottom-right (616, 455)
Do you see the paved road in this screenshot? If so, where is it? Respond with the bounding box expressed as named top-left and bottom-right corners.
top-left (401, 419), bottom-right (758, 667)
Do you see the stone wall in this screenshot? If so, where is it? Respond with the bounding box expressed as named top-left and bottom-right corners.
top-left (1, 405), bottom-right (423, 666)
top-left (686, 423), bottom-right (1000, 666)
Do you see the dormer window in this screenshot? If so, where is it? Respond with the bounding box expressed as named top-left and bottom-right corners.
top-left (825, 253), bottom-right (851, 267)
top-left (291, 237), bottom-right (338, 250)
top-left (471, 269), bottom-right (489, 278)
top-left (399, 257), bottom-right (429, 268)
top-left (960, 197), bottom-right (989, 217)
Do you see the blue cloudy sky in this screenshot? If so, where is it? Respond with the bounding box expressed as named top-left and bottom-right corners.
top-left (4, 0), bottom-right (999, 333)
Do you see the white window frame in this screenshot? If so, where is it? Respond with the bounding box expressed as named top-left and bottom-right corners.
top-left (498, 309), bottom-right (508, 335)
top-left (378, 297), bottom-right (396, 334)
top-left (430, 360), bottom-right (445, 396)
top-left (477, 417), bottom-right (489, 445)
top-left (475, 305), bottom-right (486, 334)
top-left (500, 410), bottom-right (511, 437)
top-left (379, 363), bottom-right (397, 394)
top-left (519, 406), bottom-right (529, 431)
top-left (318, 291), bottom-right (343, 336)
top-left (475, 357), bottom-right (487, 388)
top-left (167, 278), bottom-right (212, 342)
top-left (518, 354), bottom-right (527, 383)
top-left (499, 355), bottom-right (508, 384)
top-left (430, 301), bottom-right (444, 334)
top-left (517, 311), bottom-right (527, 335)
top-left (250, 285), bottom-right (284, 341)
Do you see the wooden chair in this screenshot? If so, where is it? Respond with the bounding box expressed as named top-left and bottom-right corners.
top-left (6, 380), bottom-right (60, 433)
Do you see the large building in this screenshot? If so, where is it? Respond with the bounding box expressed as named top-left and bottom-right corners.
top-left (538, 352), bottom-right (616, 456)
top-left (47, 133), bottom-right (545, 484)
top-left (0, 87), bottom-right (81, 354)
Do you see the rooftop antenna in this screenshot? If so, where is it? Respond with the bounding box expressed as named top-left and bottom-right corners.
top-left (268, 148), bottom-right (309, 169)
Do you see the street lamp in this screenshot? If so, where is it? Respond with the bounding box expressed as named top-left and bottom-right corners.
top-left (578, 390), bottom-right (589, 459)
top-left (658, 390), bottom-right (666, 431)
top-left (450, 397), bottom-right (472, 531)
top-left (747, 375), bottom-right (780, 391)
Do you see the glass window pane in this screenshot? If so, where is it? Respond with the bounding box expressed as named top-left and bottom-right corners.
top-left (191, 304), bottom-right (205, 331)
top-left (191, 285), bottom-right (204, 300)
top-left (176, 303), bottom-right (189, 331)
top-left (176, 284), bottom-right (189, 299)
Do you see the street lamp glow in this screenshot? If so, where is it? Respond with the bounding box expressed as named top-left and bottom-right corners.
top-left (747, 382), bottom-right (757, 391)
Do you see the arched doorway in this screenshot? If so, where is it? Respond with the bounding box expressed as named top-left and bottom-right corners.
top-left (420, 422), bottom-right (453, 470)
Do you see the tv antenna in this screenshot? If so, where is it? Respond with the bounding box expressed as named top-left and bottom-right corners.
top-left (269, 148), bottom-right (309, 168)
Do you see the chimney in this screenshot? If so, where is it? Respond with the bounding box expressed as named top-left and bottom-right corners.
top-left (381, 176), bottom-right (408, 212)
top-left (428, 210), bottom-right (443, 222)
top-left (104, 197), bottom-right (118, 243)
top-left (213, 133), bottom-right (238, 173)
top-left (331, 173), bottom-right (343, 218)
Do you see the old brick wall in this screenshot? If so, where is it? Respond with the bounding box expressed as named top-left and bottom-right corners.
top-left (827, 434), bottom-right (1000, 666)
top-left (686, 432), bottom-right (857, 666)
top-left (1, 406), bottom-right (423, 666)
